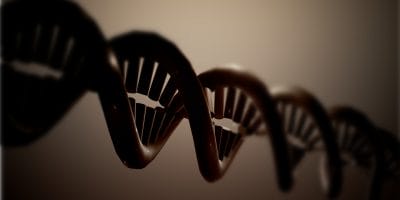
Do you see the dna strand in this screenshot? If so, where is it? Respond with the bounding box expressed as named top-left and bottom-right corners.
top-left (2, 1), bottom-right (399, 199)
top-left (1, 0), bottom-right (110, 145)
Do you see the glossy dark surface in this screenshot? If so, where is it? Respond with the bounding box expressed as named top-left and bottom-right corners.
top-left (1, 1), bottom-right (398, 199)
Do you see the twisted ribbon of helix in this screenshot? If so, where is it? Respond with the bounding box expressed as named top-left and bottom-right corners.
top-left (2, 1), bottom-right (398, 199)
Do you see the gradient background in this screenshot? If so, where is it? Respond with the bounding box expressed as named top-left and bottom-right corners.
top-left (3, 0), bottom-right (399, 199)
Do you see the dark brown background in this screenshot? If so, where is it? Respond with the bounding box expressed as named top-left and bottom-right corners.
top-left (3, 0), bottom-right (399, 199)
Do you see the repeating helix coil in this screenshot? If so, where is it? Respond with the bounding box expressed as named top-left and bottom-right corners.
top-left (1, 1), bottom-right (399, 199)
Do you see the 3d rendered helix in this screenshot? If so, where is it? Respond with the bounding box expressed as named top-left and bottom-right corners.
top-left (2, 1), bottom-right (399, 200)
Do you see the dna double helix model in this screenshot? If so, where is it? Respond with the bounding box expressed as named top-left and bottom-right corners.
top-left (2, 1), bottom-right (399, 199)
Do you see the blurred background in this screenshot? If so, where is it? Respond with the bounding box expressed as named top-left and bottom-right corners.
top-left (3, 0), bottom-right (399, 199)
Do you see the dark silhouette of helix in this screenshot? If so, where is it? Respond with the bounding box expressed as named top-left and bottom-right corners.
top-left (2, 1), bottom-right (399, 199)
